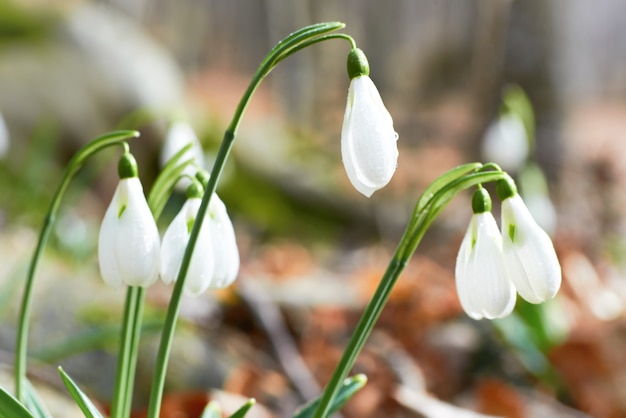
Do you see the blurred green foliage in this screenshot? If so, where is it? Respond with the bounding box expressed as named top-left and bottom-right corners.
top-left (0, 0), bottom-right (57, 44)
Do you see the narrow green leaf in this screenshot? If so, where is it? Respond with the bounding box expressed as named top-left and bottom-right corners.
top-left (0, 385), bottom-right (34, 418)
top-left (293, 374), bottom-right (367, 418)
top-left (23, 379), bottom-right (52, 418)
top-left (148, 142), bottom-right (194, 216)
top-left (201, 400), bottom-right (222, 418)
top-left (58, 367), bottom-right (104, 418)
top-left (229, 398), bottom-right (256, 418)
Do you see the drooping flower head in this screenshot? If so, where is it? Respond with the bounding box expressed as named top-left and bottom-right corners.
top-left (341, 48), bottom-right (398, 197)
top-left (481, 113), bottom-right (529, 173)
top-left (160, 180), bottom-right (215, 296)
top-left (160, 121), bottom-right (205, 189)
top-left (160, 176), bottom-right (239, 296)
top-left (98, 152), bottom-right (160, 287)
top-left (456, 188), bottom-right (516, 319)
top-left (496, 176), bottom-right (561, 303)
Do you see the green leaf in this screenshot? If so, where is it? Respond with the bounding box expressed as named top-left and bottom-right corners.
top-left (493, 313), bottom-right (563, 390)
top-left (58, 367), bottom-right (104, 418)
top-left (148, 142), bottom-right (194, 217)
top-left (201, 400), bottom-right (222, 418)
top-left (23, 379), bottom-right (52, 418)
top-left (0, 385), bottom-right (34, 418)
top-left (293, 374), bottom-right (367, 418)
top-left (229, 398), bottom-right (256, 418)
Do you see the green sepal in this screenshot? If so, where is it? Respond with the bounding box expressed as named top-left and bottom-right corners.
top-left (229, 398), bottom-right (256, 418)
top-left (471, 188), bottom-right (492, 214)
top-left (293, 374), bottom-right (367, 418)
top-left (186, 179), bottom-right (204, 200)
top-left (200, 400), bottom-right (222, 418)
top-left (196, 170), bottom-right (210, 188)
top-left (118, 152), bottom-right (138, 179)
top-left (0, 385), bottom-right (34, 418)
top-left (347, 48), bottom-right (370, 79)
top-left (495, 175), bottom-right (518, 201)
top-left (58, 367), bottom-right (104, 418)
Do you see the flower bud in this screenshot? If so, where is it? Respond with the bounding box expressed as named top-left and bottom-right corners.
top-left (341, 50), bottom-right (398, 197)
top-left (455, 189), bottom-right (516, 319)
top-left (98, 156), bottom-right (160, 288)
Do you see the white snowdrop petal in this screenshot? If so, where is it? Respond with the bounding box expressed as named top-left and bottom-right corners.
top-left (456, 212), bottom-right (517, 320)
top-left (98, 192), bottom-right (123, 287)
top-left (455, 216), bottom-right (484, 320)
top-left (184, 219), bottom-right (215, 296)
top-left (207, 195), bottom-right (240, 289)
top-left (341, 76), bottom-right (398, 197)
top-left (502, 195), bottom-right (562, 303)
top-left (98, 178), bottom-right (160, 288)
top-left (482, 115), bottom-right (528, 172)
top-left (160, 122), bottom-right (205, 167)
top-left (472, 214), bottom-right (516, 319)
top-left (523, 194), bottom-right (557, 236)
top-left (114, 179), bottom-right (160, 286)
top-left (160, 198), bottom-right (218, 296)
top-left (160, 200), bottom-right (195, 284)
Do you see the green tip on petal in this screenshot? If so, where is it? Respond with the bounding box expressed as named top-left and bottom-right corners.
top-left (471, 188), bottom-right (492, 214)
top-left (186, 179), bottom-right (204, 199)
top-left (495, 175), bottom-right (518, 201)
top-left (508, 223), bottom-right (516, 243)
top-left (347, 48), bottom-right (370, 79)
top-left (118, 152), bottom-right (138, 179)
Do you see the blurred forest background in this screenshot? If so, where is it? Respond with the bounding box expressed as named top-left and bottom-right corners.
top-left (2, 0), bottom-right (626, 417)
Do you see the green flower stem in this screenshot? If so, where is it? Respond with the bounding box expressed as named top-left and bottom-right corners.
top-left (312, 166), bottom-right (508, 418)
top-left (146, 22), bottom-right (353, 418)
top-left (14, 131), bottom-right (139, 403)
top-left (110, 145), bottom-right (196, 418)
top-left (110, 286), bottom-right (143, 418)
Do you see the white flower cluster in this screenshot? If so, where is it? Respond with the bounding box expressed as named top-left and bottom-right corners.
top-left (456, 181), bottom-right (561, 320)
top-left (98, 124), bottom-right (239, 296)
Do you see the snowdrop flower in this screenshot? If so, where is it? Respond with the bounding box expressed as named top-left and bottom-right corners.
top-left (160, 121), bottom-right (205, 189)
top-left (160, 180), bottom-right (239, 295)
top-left (160, 181), bottom-right (214, 295)
top-left (341, 48), bottom-right (398, 197)
top-left (98, 153), bottom-right (160, 287)
top-left (481, 113), bottom-right (528, 173)
top-left (456, 188), bottom-right (516, 320)
top-left (497, 176), bottom-right (561, 303)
